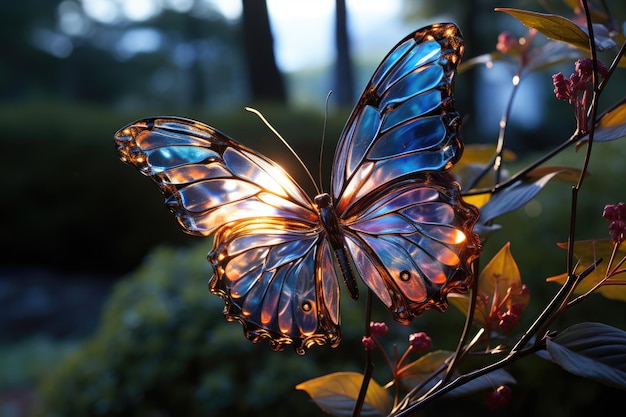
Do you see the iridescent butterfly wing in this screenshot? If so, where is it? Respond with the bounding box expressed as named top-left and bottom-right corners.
top-left (114, 22), bottom-right (480, 355)
top-left (332, 23), bottom-right (480, 322)
top-left (115, 118), bottom-right (342, 354)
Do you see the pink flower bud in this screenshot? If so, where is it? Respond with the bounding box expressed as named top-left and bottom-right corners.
top-left (408, 332), bottom-right (432, 352)
top-left (362, 336), bottom-right (376, 351)
top-left (603, 202), bottom-right (626, 244)
top-left (369, 321), bottom-right (388, 337)
top-left (552, 72), bottom-right (571, 101)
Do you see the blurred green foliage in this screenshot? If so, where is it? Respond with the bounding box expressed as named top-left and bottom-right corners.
top-left (1, 100), bottom-right (350, 274)
top-left (33, 244), bottom-right (373, 417)
top-left (0, 338), bottom-right (76, 390)
top-left (32, 239), bottom-right (626, 417)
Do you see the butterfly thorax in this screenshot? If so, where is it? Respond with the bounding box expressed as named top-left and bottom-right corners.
top-left (314, 193), bottom-right (359, 300)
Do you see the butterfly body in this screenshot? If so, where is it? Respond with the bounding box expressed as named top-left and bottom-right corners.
top-left (314, 192), bottom-right (360, 300)
top-left (115, 23), bottom-right (481, 354)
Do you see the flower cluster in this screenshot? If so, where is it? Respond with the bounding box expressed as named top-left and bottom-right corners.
top-left (603, 202), bottom-right (626, 244)
top-left (552, 58), bottom-right (608, 131)
top-left (495, 29), bottom-right (537, 62)
top-left (493, 282), bottom-right (530, 334)
top-left (495, 31), bottom-right (519, 54)
top-left (361, 321), bottom-right (388, 351)
top-left (552, 59), bottom-right (608, 102)
top-left (497, 301), bottom-right (527, 333)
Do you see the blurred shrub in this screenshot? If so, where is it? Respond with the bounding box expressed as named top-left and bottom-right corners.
top-left (33, 239), bottom-right (626, 417)
top-left (34, 243), bottom-right (367, 417)
top-left (0, 100), bottom-right (348, 274)
top-left (0, 338), bottom-right (76, 389)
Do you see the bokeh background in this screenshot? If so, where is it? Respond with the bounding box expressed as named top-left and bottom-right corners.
top-left (2, 0), bottom-right (625, 416)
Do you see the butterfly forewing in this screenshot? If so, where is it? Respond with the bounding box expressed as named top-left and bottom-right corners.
top-left (115, 117), bottom-right (317, 236)
top-left (332, 23), bottom-right (464, 214)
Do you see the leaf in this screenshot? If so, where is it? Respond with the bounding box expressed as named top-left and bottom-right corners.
top-left (459, 144), bottom-right (517, 166)
top-left (545, 322), bottom-right (626, 389)
top-left (463, 192), bottom-right (491, 210)
top-left (496, 8), bottom-right (615, 51)
top-left (582, 99), bottom-right (626, 142)
top-left (479, 242), bottom-right (526, 324)
top-left (472, 222), bottom-right (502, 239)
top-left (458, 52), bottom-right (504, 73)
top-left (478, 243), bottom-right (522, 297)
top-left (546, 239), bottom-right (626, 302)
top-left (296, 372), bottom-right (391, 417)
top-left (453, 145), bottom-right (516, 209)
top-left (398, 351), bottom-right (516, 399)
top-left (524, 40), bottom-right (586, 74)
top-left (444, 369), bottom-right (517, 397)
top-left (526, 165), bottom-right (583, 182)
top-left (450, 243), bottom-right (527, 325)
top-left (448, 292), bottom-right (471, 319)
top-left (478, 171), bottom-right (562, 224)
top-left (397, 350), bottom-right (452, 382)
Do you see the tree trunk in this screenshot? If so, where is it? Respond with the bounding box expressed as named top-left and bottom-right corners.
top-left (333, 0), bottom-right (354, 105)
top-left (241, 0), bottom-right (286, 103)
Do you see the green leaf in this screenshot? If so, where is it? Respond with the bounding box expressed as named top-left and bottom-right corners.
top-left (496, 8), bottom-right (615, 51)
top-left (296, 372), bottom-right (391, 417)
top-left (545, 322), bottom-right (626, 389)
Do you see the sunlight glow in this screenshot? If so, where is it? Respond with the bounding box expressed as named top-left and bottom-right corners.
top-left (166, 0), bottom-right (194, 14)
top-left (58, 1), bottom-right (90, 36)
top-left (77, 0), bottom-right (410, 73)
top-left (115, 28), bottom-right (162, 59)
top-left (122, 0), bottom-right (160, 21)
top-left (452, 230), bottom-right (467, 245)
top-left (208, 0), bottom-right (242, 20)
top-left (81, 0), bottom-right (119, 23)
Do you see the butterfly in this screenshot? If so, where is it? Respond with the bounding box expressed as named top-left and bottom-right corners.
top-left (115, 22), bottom-right (481, 355)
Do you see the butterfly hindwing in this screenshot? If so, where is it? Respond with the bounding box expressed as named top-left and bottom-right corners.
top-left (209, 220), bottom-right (341, 354)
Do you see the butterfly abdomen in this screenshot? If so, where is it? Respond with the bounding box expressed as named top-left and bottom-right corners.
top-left (314, 193), bottom-right (359, 300)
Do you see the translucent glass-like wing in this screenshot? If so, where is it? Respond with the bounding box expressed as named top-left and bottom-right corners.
top-left (115, 117), bottom-right (341, 353)
top-left (344, 177), bottom-right (480, 322)
top-left (115, 117), bottom-right (317, 235)
top-left (331, 23), bottom-right (481, 320)
top-left (331, 23), bottom-right (465, 217)
top-left (209, 220), bottom-right (341, 354)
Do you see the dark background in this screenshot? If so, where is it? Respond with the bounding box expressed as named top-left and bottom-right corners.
top-left (2, 0), bottom-right (625, 416)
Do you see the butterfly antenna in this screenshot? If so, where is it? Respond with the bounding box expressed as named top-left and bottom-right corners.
top-left (318, 91), bottom-right (332, 194)
top-left (245, 107), bottom-right (321, 195)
